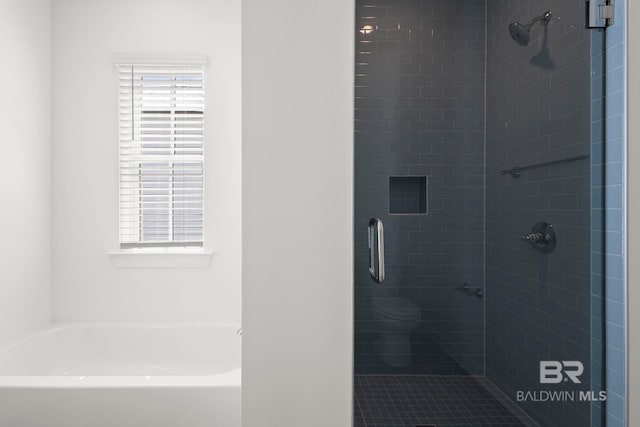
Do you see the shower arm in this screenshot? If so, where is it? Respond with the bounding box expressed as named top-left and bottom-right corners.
top-left (529, 11), bottom-right (552, 28)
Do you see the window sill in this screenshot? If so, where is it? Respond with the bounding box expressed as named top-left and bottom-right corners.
top-left (107, 249), bottom-right (215, 269)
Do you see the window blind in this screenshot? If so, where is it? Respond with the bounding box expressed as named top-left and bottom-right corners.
top-left (117, 64), bottom-right (205, 248)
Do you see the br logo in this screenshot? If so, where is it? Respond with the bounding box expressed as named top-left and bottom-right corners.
top-left (540, 361), bottom-right (584, 384)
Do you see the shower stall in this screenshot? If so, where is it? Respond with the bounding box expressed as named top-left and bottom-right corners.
top-left (353, 0), bottom-right (617, 426)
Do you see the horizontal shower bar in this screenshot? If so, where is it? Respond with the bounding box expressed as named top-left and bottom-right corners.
top-left (500, 154), bottom-right (589, 179)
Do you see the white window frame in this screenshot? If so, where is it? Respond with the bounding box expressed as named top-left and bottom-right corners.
top-left (116, 58), bottom-right (207, 250)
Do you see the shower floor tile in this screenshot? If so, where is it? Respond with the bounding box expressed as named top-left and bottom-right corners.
top-left (354, 375), bottom-right (538, 427)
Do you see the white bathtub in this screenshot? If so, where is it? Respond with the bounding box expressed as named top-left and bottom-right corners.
top-left (0, 323), bottom-right (241, 427)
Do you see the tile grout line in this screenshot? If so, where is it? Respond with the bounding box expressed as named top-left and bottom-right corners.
top-left (354, 380), bottom-right (368, 427)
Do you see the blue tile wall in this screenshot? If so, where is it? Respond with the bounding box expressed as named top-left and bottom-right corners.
top-left (591, 0), bottom-right (627, 425)
top-left (485, 1), bottom-right (593, 426)
top-left (354, 0), bottom-right (486, 375)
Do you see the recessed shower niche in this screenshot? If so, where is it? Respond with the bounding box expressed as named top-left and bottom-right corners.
top-left (388, 176), bottom-right (427, 214)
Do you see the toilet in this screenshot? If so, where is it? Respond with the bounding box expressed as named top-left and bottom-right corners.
top-left (371, 297), bottom-right (421, 367)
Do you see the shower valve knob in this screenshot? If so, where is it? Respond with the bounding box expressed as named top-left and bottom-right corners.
top-left (521, 232), bottom-right (546, 243)
top-left (521, 223), bottom-right (556, 254)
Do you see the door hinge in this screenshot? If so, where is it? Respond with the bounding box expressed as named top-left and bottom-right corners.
top-left (587, 0), bottom-right (615, 28)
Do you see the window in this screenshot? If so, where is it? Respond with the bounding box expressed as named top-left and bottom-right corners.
top-left (117, 64), bottom-right (205, 249)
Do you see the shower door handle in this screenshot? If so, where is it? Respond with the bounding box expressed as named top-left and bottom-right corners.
top-left (368, 218), bottom-right (385, 284)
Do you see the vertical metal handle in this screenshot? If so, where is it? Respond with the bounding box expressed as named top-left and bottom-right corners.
top-left (368, 218), bottom-right (385, 284)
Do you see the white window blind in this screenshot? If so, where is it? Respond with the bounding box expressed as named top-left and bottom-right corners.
top-left (117, 64), bottom-right (205, 248)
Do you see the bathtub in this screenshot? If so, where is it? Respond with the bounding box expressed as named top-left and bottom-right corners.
top-left (0, 323), bottom-right (241, 427)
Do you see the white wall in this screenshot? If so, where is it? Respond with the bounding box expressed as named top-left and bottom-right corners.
top-left (51, 0), bottom-right (241, 322)
top-left (242, 0), bottom-right (354, 426)
top-left (0, 0), bottom-right (52, 345)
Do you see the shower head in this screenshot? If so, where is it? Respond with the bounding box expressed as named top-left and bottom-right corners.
top-left (509, 22), bottom-right (530, 46)
top-left (509, 10), bottom-right (552, 47)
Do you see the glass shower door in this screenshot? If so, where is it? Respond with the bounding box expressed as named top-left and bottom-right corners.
top-left (353, 1), bottom-right (619, 426)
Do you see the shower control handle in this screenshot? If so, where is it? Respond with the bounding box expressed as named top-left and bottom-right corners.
top-left (521, 232), bottom-right (550, 243)
top-left (368, 218), bottom-right (385, 284)
top-left (521, 222), bottom-right (556, 254)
